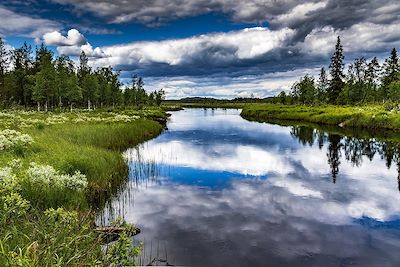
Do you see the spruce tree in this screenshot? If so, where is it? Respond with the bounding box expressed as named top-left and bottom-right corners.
top-left (328, 36), bottom-right (345, 104)
top-left (382, 48), bottom-right (400, 97)
top-left (316, 67), bottom-right (328, 103)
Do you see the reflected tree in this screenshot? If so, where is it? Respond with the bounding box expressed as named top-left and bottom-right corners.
top-left (290, 126), bottom-right (315, 146)
top-left (327, 134), bottom-right (342, 184)
top-left (289, 124), bottom-right (400, 189)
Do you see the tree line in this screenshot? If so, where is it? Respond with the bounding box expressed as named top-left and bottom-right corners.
top-left (274, 36), bottom-right (400, 105)
top-left (0, 38), bottom-right (165, 111)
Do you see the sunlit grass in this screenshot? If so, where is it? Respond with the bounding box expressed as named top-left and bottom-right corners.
top-left (0, 108), bottom-right (165, 266)
top-left (241, 104), bottom-right (400, 130)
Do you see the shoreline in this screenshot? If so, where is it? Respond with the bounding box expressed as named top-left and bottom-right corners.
top-left (0, 108), bottom-right (167, 266)
top-left (240, 104), bottom-right (400, 131)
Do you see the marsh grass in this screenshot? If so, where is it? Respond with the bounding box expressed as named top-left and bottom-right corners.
top-left (0, 108), bottom-right (165, 266)
top-left (241, 104), bottom-right (400, 130)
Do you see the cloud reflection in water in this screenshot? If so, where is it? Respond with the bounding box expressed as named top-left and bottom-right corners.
top-left (100, 108), bottom-right (400, 267)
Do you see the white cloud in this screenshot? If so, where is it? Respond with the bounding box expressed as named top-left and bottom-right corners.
top-left (273, 1), bottom-right (328, 26)
top-left (57, 42), bottom-right (106, 58)
top-left (43, 29), bottom-right (87, 46)
top-left (0, 6), bottom-right (60, 38)
top-left (88, 27), bottom-right (295, 69)
top-left (299, 20), bottom-right (400, 56)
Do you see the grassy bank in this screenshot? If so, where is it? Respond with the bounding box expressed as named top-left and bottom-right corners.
top-left (0, 108), bottom-right (165, 266)
top-left (241, 104), bottom-right (400, 131)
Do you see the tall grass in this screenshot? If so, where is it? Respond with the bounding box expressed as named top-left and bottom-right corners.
top-left (241, 104), bottom-right (400, 130)
top-left (0, 109), bottom-right (165, 266)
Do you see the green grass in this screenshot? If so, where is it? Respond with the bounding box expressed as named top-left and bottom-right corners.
top-left (241, 104), bottom-right (400, 131)
top-left (0, 108), bottom-right (165, 266)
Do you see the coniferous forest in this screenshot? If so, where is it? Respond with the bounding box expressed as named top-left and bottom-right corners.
top-left (0, 38), bottom-right (165, 111)
top-left (274, 37), bottom-right (400, 106)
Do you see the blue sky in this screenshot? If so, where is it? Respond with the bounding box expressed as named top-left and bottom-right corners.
top-left (0, 0), bottom-right (399, 99)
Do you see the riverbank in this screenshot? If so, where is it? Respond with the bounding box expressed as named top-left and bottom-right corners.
top-left (0, 108), bottom-right (165, 266)
top-left (241, 104), bottom-right (400, 131)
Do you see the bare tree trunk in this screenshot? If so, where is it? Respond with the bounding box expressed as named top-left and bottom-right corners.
top-left (37, 102), bottom-right (40, 112)
top-left (88, 99), bottom-right (91, 110)
top-left (70, 103), bottom-right (73, 112)
top-left (45, 101), bottom-right (48, 112)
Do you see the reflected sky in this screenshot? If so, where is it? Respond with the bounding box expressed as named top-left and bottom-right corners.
top-left (99, 108), bottom-right (400, 267)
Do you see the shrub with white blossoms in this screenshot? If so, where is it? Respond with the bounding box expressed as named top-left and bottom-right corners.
top-left (0, 166), bottom-right (19, 192)
top-left (27, 163), bottom-right (88, 191)
top-left (0, 129), bottom-right (33, 150)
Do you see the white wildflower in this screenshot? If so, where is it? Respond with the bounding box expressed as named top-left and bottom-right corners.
top-left (8, 159), bottom-right (22, 170)
top-left (27, 163), bottom-right (59, 185)
top-left (26, 163), bottom-right (87, 191)
top-left (0, 166), bottom-right (19, 192)
top-left (0, 129), bottom-right (33, 150)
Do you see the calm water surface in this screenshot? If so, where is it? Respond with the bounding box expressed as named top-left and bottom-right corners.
top-left (99, 108), bottom-right (400, 267)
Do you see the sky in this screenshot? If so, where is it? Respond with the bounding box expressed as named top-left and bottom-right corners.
top-left (0, 0), bottom-right (399, 99)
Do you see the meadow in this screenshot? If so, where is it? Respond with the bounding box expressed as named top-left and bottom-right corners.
top-left (241, 104), bottom-right (400, 131)
top-left (0, 108), bottom-right (165, 266)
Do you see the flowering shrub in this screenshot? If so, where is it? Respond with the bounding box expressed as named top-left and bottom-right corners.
top-left (0, 166), bottom-right (19, 193)
top-left (27, 163), bottom-right (88, 191)
top-left (0, 129), bottom-right (33, 150)
top-left (7, 159), bottom-right (22, 170)
top-left (73, 113), bottom-right (139, 123)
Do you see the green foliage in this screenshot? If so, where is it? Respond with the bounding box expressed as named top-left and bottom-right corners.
top-left (0, 40), bottom-right (164, 110)
top-left (290, 74), bottom-right (316, 105)
top-left (241, 104), bottom-right (400, 131)
top-left (0, 108), bottom-right (165, 266)
top-left (272, 37), bottom-right (399, 105)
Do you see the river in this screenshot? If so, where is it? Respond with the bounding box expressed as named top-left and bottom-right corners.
top-left (99, 108), bottom-right (400, 266)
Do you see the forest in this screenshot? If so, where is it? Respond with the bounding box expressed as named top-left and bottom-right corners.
top-left (0, 38), bottom-right (164, 111)
top-left (273, 37), bottom-right (400, 106)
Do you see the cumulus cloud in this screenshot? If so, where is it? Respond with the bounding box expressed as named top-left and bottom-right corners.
top-left (43, 29), bottom-right (87, 46)
top-left (57, 43), bottom-right (106, 58)
top-left (92, 27), bottom-right (294, 66)
top-left (298, 21), bottom-right (400, 56)
top-left (42, 28), bottom-right (106, 58)
top-left (0, 6), bottom-right (60, 38)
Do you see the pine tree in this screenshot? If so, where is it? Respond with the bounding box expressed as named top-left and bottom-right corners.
top-left (382, 48), bottom-right (400, 101)
top-left (328, 36), bottom-right (345, 104)
top-left (77, 51), bottom-right (90, 85)
top-left (316, 67), bottom-right (328, 103)
top-left (11, 42), bottom-right (33, 106)
top-left (365, 57), bottom-right (380, 101)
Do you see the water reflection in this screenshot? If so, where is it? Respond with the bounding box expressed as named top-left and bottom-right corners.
top-left (99, 109), bottom-right (400, 267)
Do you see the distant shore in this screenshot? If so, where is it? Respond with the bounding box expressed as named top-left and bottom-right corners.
top-left (240, 104), bottom-right (400, 131)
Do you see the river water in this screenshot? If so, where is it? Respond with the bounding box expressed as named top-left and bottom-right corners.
top-left (99, 108), bottom-right (400, 266)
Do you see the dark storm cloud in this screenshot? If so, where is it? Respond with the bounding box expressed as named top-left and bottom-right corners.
top-left (46, 0), bottom-right (399, 81)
